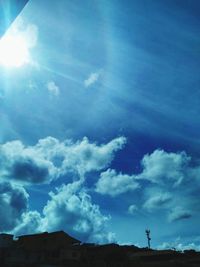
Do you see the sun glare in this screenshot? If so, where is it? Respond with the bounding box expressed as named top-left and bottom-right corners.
top-left (0, 33), bottom-right (29, 68)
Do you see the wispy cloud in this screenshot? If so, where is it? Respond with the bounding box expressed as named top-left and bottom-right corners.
top-left (84, 69), bottom-right (103, 88)
top-left (143, 193), bottom-right (172, 212)
top-left (168, 207), bottom-right (192, 222)
top-left (128, 204), bottom-right (138, 215)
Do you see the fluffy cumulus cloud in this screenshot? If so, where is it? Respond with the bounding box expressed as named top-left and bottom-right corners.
top-left (94, 148), bottom-right (200, 224)
top-left (0, 182), bottom-right (28, 231)
top-left (84, 69), bottom-right (103, 87)
top-left (47, 81), bottom-right (60, 96)
top-left (138, 150), bottom-right (190, 186)
top-left (95, 149), bottom-right (192, 199)
top-left (0, 136), bottom-right (125, 185)
top-left (12, 181), bottom-right (116, 243)
top-left (55, 136), bottom-right (126, 178)
top-left (137, 150), bottom-right (199, 221)
top-left (13, 211), bottom-right (44, 236)
top-left (0, 140), bottom-right (57, 184)
top-left (95, 169), bottom-right (139, 197)
top-left (2, 134), bottom-right (200, 244)
top-left (0, 136), bottom-right (126, 241)
top-left (43, 181), bottom-right (115, 243)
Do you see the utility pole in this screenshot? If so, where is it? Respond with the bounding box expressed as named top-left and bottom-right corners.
top-left (145, 229), bottom-right (151, 249)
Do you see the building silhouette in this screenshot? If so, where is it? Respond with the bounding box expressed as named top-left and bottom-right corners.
top-left (0, 231), bottom-right (199, 267)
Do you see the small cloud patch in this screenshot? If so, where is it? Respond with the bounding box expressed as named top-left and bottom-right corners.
top-left (128, 205), bottom-right (138, 215)
top-left (47, 81), bottom-right (60, 96)
top-left (84, 69), bottom-right (103, 88)
top-left (168, 207), bottom-right (192, 222)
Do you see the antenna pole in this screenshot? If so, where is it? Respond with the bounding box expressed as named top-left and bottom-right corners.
top-left (145, 229), bottom-right (151, 249)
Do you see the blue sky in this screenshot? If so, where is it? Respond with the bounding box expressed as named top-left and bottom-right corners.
top-left (0, 0), bottom-right (200, 249)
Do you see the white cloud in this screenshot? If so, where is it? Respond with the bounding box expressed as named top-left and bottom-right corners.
top-left (138, 149), bottom-right (190, 186)
top-left (35, 136), bottom-right (126, 181)
top-left (43, 181), bottom-right (115, 243)
top-left (13, 211), bottom-right (44, 236)
top-left (0, 135), bottom-right (125, 241)
top-left (95, 149), bottom-right (192, 199)
top-left (158, 237), bottom-right (200, 251)
top-left (143, 193), bottom-right (172, 211)
top-left (0, 182), bottom-right (29, 232)
top-left (175, 243), bottom-right (200, 251)
top-left (61, 136), bottom-right (126, 178)
top-left (168, 207), bottom-right (192, 222)
top-left (128, 204), bottom-right (138, 215)
top-left (93, 148), bottom-right (200, 224)
top-left (0, 140), bottom-right (58, 185)
top-left (47, 81), bottom-right (60, 97)
top-left (2, 137), bottom-right (200, 241)
top-left (84, 69), bottom-right (103, 87)
top-left (137, 150), bottom-right (196, 220)
top-left (137, 149), bottom-right (200, 221)
top-left (95, 169), bottom-right (139, 197)
top-left (12, 180), bottom-right (116, 243)
top-left (0, 136), bottom-right (126, 185)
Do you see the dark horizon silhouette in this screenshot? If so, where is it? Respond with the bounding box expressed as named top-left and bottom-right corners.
top-left (0, 230), bottom-right (200, 267)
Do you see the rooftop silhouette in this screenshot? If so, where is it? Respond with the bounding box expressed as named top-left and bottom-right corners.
top-left (0, 231), bottom-right (200, 266)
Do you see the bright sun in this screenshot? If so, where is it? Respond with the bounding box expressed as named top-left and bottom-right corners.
top-left (0, 33), bottom-right (29, 68)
